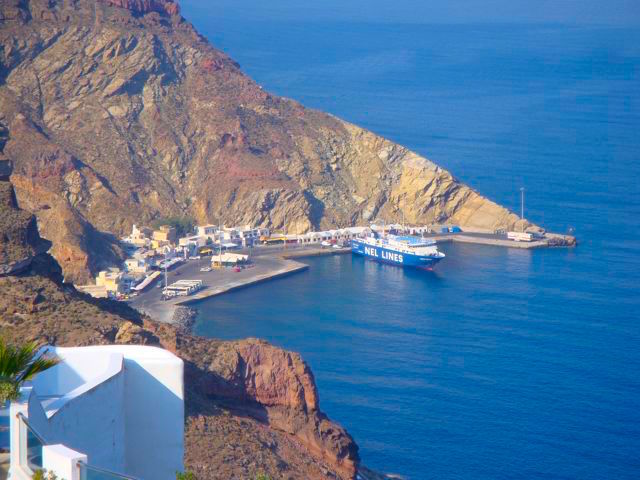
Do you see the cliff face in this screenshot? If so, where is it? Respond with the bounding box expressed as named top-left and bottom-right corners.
top-left (0, 176), bottom-right (359, 479)
top-left (0, 0), bottom-right (529, 282)
top-left (0, 165), bottom-right (51, 274)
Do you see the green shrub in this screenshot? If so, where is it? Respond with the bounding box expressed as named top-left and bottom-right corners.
top-left (32, 471), bottom-right (59, 480)
top-left (151, 216), bottom-right (195, 238)
top-left (176, 471), bottom-right (196, 480)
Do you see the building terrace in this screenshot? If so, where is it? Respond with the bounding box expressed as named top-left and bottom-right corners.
top-left (8, 345), bottom-right (184, 480)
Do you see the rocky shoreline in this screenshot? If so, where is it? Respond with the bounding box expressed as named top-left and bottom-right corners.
top-left (172, 306), bottom-right (197, 332)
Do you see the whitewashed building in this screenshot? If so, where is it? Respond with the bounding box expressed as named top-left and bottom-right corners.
top-left (124, 258), bottom-right (149, 275)
top-left (8, 345), bottom-right (184, 480)
top-left (296, 226), bottom-right (370, 244)
top-left (121, 224), bottom-right (152, 249)
top-left (195, 224), bottom-right (217, 237)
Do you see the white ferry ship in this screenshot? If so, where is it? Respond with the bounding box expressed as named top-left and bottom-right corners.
top-left (351, 233), bottom-right (445, 268)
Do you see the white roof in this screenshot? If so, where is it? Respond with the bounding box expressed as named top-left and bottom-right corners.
top-left (172, 279), bottom-right (203, 286)
top-left (32, 345), bottom-right (182, 418)
top-left (132, 271), bottom-right (161, 291)
top-left (215, 252), bottom-right (248, 263)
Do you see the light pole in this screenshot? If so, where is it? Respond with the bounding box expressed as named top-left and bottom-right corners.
top-left (520, 187), bottom-right (525, 231)
top-left (163, 249), bottom-right (168, 297)
top-left (218, 216), bottom-right (222, 268)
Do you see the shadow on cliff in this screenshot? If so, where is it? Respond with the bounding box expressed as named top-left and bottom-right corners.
top-left (26, 252), bottom-right (146, 326)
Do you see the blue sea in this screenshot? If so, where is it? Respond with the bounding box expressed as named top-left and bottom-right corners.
top-left (181, 3), bottom-right (640, 478)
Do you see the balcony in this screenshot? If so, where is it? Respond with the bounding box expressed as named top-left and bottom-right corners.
top-left (12, 413), bottom-right (136, 480)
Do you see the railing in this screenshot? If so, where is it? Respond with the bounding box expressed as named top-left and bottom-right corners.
top-left (15, 416), bottom-right (139, 480)
top-left (17, 413), bottom-right (45, 472)
top-left (77, 462), bottom-right (139, 480)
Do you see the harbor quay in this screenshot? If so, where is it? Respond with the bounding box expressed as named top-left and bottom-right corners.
top-left (94, 221), bottom-right (576, 324)
top-left (124, 227), bottom-right (576, 325)
top-left (425, 229), bottom-right (577, 249)
top-left (127, 245), bottom-right (349, 324)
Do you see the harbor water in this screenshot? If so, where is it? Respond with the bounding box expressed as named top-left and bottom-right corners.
top-left (184, 3), bottom-right (640, 478)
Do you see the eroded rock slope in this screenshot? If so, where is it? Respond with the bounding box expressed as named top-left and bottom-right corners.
top-left (0, 0), bottom-right (529, 282)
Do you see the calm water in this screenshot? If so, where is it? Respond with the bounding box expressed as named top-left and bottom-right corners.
top-left (182, 5), bottom-right (640, 478)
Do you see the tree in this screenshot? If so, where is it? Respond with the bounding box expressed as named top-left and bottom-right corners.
top-left (0, 339), bottom-right (59, 404)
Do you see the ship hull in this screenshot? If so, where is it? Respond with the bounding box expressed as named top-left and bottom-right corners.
top-left (351, 239), bottom-right (443, 268)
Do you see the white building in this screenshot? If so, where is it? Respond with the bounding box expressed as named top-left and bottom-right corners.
top-left (124, 258), bottom-right (149, 275)
top-left (296, 226), bottom-right (370, 245)
top-left (191, 225), bottom-right (270, 248)
top-left (178, 234), bottom-right (207, 248)
top-left (163, 279), bottom-right (203, 297)
top-left (237, 226), bottom-right (269, 246)
top-left (121, 224), bottom-right (152, 249)
top-left (212, 252), bottom-right (249, 267)
top-left (195, 224), bottom-right (217, 237)
top-left (9, 345), bottom-right (184, 480)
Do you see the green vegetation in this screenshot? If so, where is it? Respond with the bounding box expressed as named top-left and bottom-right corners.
top-left (151, 216), bottom-right (195, 238)
top-left (32, 470), bottom-right (59, 480)
top-left (255, 473), bottom-right (272, 480)
top-left (0, 338), bottom-right (59, 403)
top-left (176, 471), bottom-right (196, 480)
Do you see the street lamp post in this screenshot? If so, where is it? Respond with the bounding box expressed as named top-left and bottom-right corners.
top-left (218, 216), bottom-right (222, 268)
top-left (520, 187), bottom-right (525, 232)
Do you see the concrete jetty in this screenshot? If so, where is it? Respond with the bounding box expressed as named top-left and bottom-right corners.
top-left (128, 255), bottom-right (309, 324)
top-left (176, 259), bottom-right (308, 306)
top-left (281, 247), bottom-right (352, 258)
top-left (429, 231), bottom-right (576, 249)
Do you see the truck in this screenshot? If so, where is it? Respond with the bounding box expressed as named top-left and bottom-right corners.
top-left (507, 231), bottom-right (534, 242)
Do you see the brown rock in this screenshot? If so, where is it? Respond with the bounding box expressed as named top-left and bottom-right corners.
top-left (0, 0), bottom-right (531, 282)
top-left (100, 0), bottom-right (180, 16)
top-left (114, 320), bottom-right (159, 344)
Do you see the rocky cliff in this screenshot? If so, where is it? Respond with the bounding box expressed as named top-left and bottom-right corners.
top-left (0, 164), bottom-right (50, 274)
top-left (0, 176), bottom-right (359, 479)
top-left (0, 0), bottom-right (530, 282)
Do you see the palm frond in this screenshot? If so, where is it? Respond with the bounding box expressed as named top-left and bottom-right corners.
top-left (0, 338), bottom-right (59, 385)
top-left (19, 355), bottom-right (60, 382)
